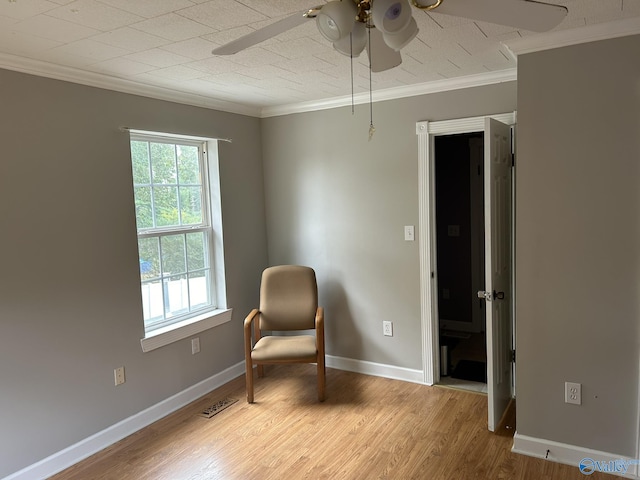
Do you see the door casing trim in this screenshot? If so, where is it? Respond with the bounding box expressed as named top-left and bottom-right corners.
top-left (416, 112), bottom-right (517, 386)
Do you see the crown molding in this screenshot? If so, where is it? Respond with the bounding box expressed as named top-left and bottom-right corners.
top-left (2, 15), bottom-right (639, 121)
top-left (259, 68), bottom-right (517, 118)
top-left (0, 50), bottom-right (516, 120)
top-left (504, 16), bottom-right (640, 57)
top-left (0, 53), bottom-right (261, 118)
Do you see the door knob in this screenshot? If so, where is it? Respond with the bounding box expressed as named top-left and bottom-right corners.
top-left (477, 290), bottom-right (505, 301)
top-left (477, 290), bottom-right (492, 301)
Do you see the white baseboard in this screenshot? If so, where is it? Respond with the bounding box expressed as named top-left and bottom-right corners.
top-left (326, 355), bottom-right (424, 384)
top-left (4, 361), bottom-right (245, 480)
top-left (6, 357), bottom-right (424, 480)
top-left (512, 432), bottom-right (638, 478)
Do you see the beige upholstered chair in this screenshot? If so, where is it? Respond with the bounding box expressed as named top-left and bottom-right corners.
top-left (244, 265), bottom-right (325, 403)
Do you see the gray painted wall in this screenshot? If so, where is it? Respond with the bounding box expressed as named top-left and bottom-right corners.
top-left (516, 35), bottom-right (640, 456)
top-left (0, 68), bottom-right (268, 477)
top-left (6, 31), bottom-right (637, 477)
top-left (261, 83), bottom-right (517, 370)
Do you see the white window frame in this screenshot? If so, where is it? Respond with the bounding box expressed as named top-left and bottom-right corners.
top-left (128, 130), bottom-right (232, 352)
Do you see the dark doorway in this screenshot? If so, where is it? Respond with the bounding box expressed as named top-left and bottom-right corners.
top-left (435, 132), bottom-right (487, 387)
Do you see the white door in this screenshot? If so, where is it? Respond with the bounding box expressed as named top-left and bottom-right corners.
top-left (482, 118), bottom-right (513, 431)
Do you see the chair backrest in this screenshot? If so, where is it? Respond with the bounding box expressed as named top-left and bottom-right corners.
top-left (259, 265), bottom-right (318, 331)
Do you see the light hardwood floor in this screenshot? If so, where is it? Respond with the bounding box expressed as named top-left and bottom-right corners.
top-left (52, 365), bottom-right (610, 480)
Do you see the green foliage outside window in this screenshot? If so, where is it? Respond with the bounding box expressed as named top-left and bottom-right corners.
top-left (131, 137), bottom-right (212, 325)
top-left (131, 140), bottom-right (202, 230)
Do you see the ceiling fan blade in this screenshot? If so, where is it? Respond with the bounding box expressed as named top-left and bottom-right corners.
top-left (429, 0), bottom-right (568, 32)
top-left (212, 10), bottom-right (315, 55)
top-left (367, 28), bottom-right (403, 72)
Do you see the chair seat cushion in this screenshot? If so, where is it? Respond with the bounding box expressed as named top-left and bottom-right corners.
top-left (251, 335), bottom-right (317, 363)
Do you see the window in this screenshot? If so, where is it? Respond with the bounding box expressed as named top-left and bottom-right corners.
top-left (130, 134), bottom-right (216, 333)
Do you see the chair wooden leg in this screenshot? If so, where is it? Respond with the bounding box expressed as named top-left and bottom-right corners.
top-left (246, 359), bottom-right (254, 403)
top-left (257, 364), bottom-right (265, 378)
top-left (244, 312), bottom-right (257, 403)
top-left (317, 357), bottom-right (326, 402)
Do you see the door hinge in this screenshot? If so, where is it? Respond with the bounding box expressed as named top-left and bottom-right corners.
top-left (510, 349), bottom-right (516, 363)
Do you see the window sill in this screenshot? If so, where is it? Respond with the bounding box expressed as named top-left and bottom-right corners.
top-left (140, 308), bottom-right (233, 353)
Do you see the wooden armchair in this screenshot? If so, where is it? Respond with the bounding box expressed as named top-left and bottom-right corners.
top-left (244, 265), bottom-right (325, 403)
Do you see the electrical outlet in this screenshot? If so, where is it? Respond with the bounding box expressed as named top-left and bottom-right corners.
top-left (191, 337), bottom-right (200, 355)
top-left (383, 321), bottom-right (393, 337)
top-left (114, 367), bottom-right (125, 386)
top-left (565, 382), bottom-right (581, 405)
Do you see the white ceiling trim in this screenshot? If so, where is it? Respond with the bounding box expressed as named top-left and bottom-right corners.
top-left (0, 49), bottom-right (516, 119)
top-left (0, 52), bottom-right (261, 118)
top-left (260, 69), bottom-right (518, 118)
top-left (504, 16), bottom-right (640, 57)
top-left (2, 14), bottom-right (636, 121)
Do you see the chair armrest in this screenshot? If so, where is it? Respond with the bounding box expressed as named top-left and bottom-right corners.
top-left (244, 309), bottom-right (260, 329)
top-left (315, 307), bottom-right (325, 354)
top-left (315, 307), bottom-right (324, 330)
top-left (244, 309), bottom-right (260, 350)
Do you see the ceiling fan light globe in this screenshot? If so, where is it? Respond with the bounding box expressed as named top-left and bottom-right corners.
top-left (333, 22), bottom-right (367, 57)
top-left (316, 0), bottom-right (357, 42)
top-left (382, 16), bottom-right (418, 51)
top-left (372, 0), bottom-right (412, 34)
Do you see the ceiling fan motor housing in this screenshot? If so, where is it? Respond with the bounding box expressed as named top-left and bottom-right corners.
top-left (211, 0), bottom-right (568, 71)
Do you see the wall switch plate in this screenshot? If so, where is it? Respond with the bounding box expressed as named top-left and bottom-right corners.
top-left (114, 367), bottom-right (125, 386)
top-left (565, 382), bottom-right (581, 405)
top-left (192, 337), bottom-right (200, 355)
top-left (383, 321), bottom-right (393, 337)
top-left (404, 226), bottom-right (414, 241)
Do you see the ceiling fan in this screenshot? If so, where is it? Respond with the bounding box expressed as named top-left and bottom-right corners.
top-left (212, 0), bottom-right (568, 72)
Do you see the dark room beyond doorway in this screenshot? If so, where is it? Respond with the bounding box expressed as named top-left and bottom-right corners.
top-left (434, 132), bottom-right (487, 391)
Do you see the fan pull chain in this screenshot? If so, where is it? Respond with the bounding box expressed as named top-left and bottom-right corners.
top-left (367, 23), bottom-right (375, 141)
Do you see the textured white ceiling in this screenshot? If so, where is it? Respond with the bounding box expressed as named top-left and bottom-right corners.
top-left (1, 0), bottom-right (639, 113)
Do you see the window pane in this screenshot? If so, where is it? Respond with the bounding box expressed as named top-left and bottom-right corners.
top-left (165, 275), bottom-right (188, 317)
top-left (130, 135), bottom-right (217, 331)
top-left (151, 143), bottom-right (177, 184)
top-left (161, 234), bottom-right (186, 275)
top-left (189, 271), bottom-right (209, 310)
top-left (134, 186), bottom-right (153, 229)
top-left (138, 237), bottom-right (160, 279)
top-left (186, 232), bottom-right (207, 270)
top-left (153, 186), bottom-right (179, 227)
top-left (177, 145), bottom-right (200, 184)
top-left (141, 280), bottom-right (164, 324)
top-left (179, 186), bottom-right (202, 225)
top-left (131, 141), bottom-right (150, 185)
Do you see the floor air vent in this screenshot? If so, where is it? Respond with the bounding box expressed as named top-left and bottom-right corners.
top-left (198, 397), bottom-right (238, 418)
